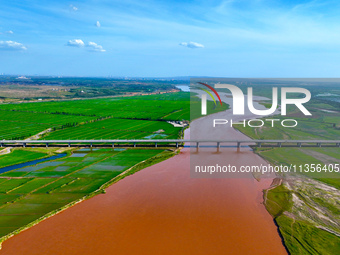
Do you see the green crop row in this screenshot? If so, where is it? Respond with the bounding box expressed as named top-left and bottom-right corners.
top-left (43, 118), bottom-right (181, 140)
top-left (0, 111), bottom-right (96, 140)
top-left (0, 93), bottom-right (192, 120)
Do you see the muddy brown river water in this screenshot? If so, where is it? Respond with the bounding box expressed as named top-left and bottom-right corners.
top-left (1, 93), bottom-right (287, 254)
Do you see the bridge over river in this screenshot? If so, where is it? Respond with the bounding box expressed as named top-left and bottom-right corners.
top-left (1, 139), bottom-right (340, 148)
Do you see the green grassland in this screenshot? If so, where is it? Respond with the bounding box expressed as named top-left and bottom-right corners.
top-left (265, 184), bottom-right (293, 218)
top-left (277, 215), bottom-right (340, 255)
top-left (0, 148), bottom-right (172, 242)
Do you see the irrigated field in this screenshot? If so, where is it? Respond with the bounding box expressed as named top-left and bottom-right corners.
top-left (0, 148), bottom-right (171, 241)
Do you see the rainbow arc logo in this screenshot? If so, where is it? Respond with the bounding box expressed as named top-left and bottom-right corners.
top-left (196, 82), bottom-right (222, 107)
top-left (192, 82), bottom-right (223, 115)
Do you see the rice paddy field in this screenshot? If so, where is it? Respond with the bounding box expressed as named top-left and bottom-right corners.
top-left (0, 148), bottom-right (169, 240)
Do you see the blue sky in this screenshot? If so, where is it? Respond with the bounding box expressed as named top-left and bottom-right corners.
top-left (1, 0), bottom-right (340, 77)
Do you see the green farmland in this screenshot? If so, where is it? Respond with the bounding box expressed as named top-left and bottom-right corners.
top-left (0, 92), bottom-right (227, 140)
top-left (0, 93), bottom-right (191, 120)
top-left (0, 148), bottom-right (171, 241)
top-left (236, 117), bottom-right (340, 140)
top-left (0, 93), bottom-right (189, 140)
top-left (0, 111), bottom-right (97, 140)
top-left (44, 118), bottom-right (182, 140)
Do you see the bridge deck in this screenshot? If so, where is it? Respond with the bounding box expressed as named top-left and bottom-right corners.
top-left (0, 139), bottom-right (339, 148)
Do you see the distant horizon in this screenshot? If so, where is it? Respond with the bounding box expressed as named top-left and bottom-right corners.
top-left (2, 75), bottom-right (340, 83)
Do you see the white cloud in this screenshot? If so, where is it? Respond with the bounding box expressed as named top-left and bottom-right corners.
top-left (70, 4), bottom-right (78, 11)
top-left (0, 41), bottom-right (27, 51)
top-left (96, 21), bottom-right (101, 27)
top-left (5, 31), bottom-right (14, 34)
top-left (66, 39), bottom-right (85, 47)
top-left (87, 42), bottom-right (106, 52)
top-left (66, 40), bottom-right (105, 52)
top-left (179, 41), bottom-right (204, 49)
